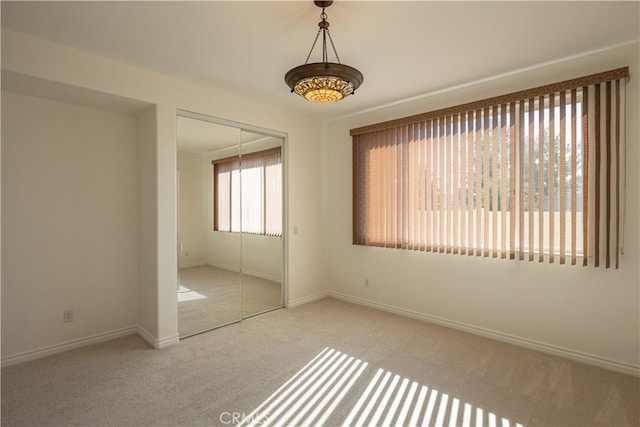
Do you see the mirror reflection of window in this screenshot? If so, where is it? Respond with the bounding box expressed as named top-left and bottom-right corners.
top-left (176, 113), bottom-right (284, 338)
top-left (214, 148), bottom-right (282, 236)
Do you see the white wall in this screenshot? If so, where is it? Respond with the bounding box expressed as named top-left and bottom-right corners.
top-left (137, 106), bottom-right (158, 340)
top-left (1, 91), bottom-right (139, 357)
top-left (205, 232), bottom-right (283, 282)
top-left (177, 151), bottom-right (207, 268)
top-left (242, 234), bottom-right (283, 281)
top-left (324, 43), bottom-right (640, 373)
top-left (1, 28), bottom-right (326, 353)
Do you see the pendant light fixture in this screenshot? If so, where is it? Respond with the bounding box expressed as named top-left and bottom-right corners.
top-left (285, 1), bottom-right (363, 104)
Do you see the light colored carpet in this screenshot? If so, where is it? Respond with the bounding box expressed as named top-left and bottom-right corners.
top-left (2, 298), bottom-right (638, 426)
top-left (178, 265), bottom-right (282, 337)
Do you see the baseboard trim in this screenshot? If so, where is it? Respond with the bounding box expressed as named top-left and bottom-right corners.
top-left (1, 325), bottom-right (181, 367)
top-left (328, 292), bottom-right (640, 377)
top-left (207, 262), bottom-right (240, 273)
top-left (203, 264), bottom-right (281, 283)
top-left (242, 269), bottom-right (281, 283)
top-left (286, 292), bottom-right (330, 308)
top-left (157, 334), bottom-right (180, 349)
top-left (1, 326), bottom-right (138, 368)
top-left (135, 326), bottom-right (179, 349)
top-left (178, 261), bottom-right (206, 269)
top-left (136, 326), bottom-right (158, 348)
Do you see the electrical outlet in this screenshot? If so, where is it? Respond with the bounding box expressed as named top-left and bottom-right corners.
top-left (63, 310), bottom-right (74, 323)
top-left (364, 278), bottom-right (369, 287)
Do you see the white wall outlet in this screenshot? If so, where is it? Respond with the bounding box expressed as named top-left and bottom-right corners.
top-left (63, 309), bottom-right (74, 323)
top-left (364, 278), bottom-right (369, 287)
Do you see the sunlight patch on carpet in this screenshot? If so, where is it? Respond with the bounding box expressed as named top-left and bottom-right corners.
top-left (234, 347), bottom-right (524, 427)
top-left (237, 347), bottom-right (367, 427)
top-left (342, 367), bottom-right (525, 427)
top-left (177, 285), bottom-right (206, 302)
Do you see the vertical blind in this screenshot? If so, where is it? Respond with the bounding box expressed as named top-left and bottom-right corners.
top-left (214, 147), bottom-right (282, 237)
top-left (352, 67), bottom-right (628, 268)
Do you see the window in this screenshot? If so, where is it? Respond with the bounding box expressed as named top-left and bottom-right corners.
top-left (214, 147), bottom-right (282, 236)
top-left (352, 68), bottom-right (628, 268)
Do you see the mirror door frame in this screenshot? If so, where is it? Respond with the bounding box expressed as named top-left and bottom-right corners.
top-left (176, 109), bottom-right (288, 324)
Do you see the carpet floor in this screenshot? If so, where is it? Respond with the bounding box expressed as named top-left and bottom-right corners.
top-left (2, 298), bottom-right (638, 426)
top-left (178, 265), bottom-right (282, 337)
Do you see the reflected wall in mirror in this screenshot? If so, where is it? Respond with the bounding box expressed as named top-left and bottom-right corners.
top-left (177, 116), bottom-right (242, 337)
top-left (176, 113), bottom-right (285, 338)
top-left (240, 130), bottom-right (284, 318)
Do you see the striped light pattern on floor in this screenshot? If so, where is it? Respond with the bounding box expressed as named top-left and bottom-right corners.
top-left (237, 347), bottom-right (524, 427)
top-left (342, 367), bottom-right (524, 427)
top-left (238, 348), bottom-right (367, 427)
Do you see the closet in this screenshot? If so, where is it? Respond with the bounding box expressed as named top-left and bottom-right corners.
top-left (176, 111), bottom-right (285, 337)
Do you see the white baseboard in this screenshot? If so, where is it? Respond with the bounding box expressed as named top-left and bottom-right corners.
top-left (178, 261), bottom-right (206, 269)
top-left (136, 325), bottom-right (158, 348)
top-left (205, 264), bottom-right (281, 283)
top-left (136, 326), bottom-right (179, 349)
top-left (207, 262), bottom-right (240, 273)
top-left (1, 326), bottom-right (138, 367)
top-left (157, 334), bottom-right (180, 349)
top-left (328, 292), bottom-right (640, 377)
top-left (5, 293), bottom-right (635, 377)
top-left (286, 291), bottom-right (330, 308)
top-left (1, 325), bottom-right (181, 367)
top-left (242, 269), bottom-right (281, 283)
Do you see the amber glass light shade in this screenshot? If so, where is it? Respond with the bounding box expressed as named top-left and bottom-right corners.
top-left (285, 62), bottom-right (363, 104)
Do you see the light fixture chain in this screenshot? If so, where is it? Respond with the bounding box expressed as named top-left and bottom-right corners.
top-left (304, 28), bottom-right (323, 64)
top-left (326, 29), bottom-right (341, 64)
top-left (321, 7), bottom-right (328, 63)
top-left (284, 1), bottom-right (363, 103)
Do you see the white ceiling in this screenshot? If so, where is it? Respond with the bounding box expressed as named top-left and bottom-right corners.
top-left (1, 1), bottom-right (638, 121)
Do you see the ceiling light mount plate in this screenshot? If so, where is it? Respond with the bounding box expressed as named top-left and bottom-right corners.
top-left (314, 1), bottom-right (333, 8)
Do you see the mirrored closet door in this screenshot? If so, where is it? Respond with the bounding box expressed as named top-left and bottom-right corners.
top-left (176, 112), bottom-right (284, 338)
top-left (240, 130), bottom-right (284, 318)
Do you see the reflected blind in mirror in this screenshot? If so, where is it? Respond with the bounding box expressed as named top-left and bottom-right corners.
top-left (214, 148), bottom-right (282, 237)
